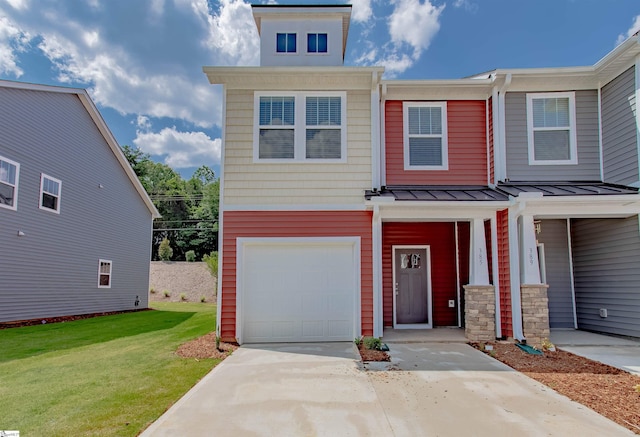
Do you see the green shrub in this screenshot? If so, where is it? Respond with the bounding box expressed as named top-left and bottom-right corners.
top-left (185, 250), bottom-right (196, 262)
top-left (163, 290), bottom-right (170, 298)
top-left (200, 296), bottom-right (206, 303)
top-left (202, 252), bottom-right (218, 277)
top-left (363, 337), bottom-right (383, 351)
top-left (180, 293), bottom-right (187, 301)
top-left (158, 238), bottom-right (173, 261)
top-left (149, 287), bottom-right (156, 294)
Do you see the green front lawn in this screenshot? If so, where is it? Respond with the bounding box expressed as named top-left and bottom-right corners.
top-left (0, 302), bottom-right (219, 436)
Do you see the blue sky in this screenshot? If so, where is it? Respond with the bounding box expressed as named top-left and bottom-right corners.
top-left (1, 0), bottom-right (639, 179)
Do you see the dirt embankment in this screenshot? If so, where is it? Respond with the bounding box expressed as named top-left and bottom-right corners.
top-left (149, 262), bottom-right (216, 303)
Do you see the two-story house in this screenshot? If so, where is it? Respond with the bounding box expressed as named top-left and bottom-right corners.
top-left (0, 80), bottom-right (160, 324)
top-left (206, 4), bottom-right (640, 345)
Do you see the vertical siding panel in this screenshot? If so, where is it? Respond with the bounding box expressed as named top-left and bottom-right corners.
top-left (382, 222), bottom-right (459, 327)
top-left (497, 209), bottom-right (512, 337)
top-left (457, 222), bottom-right (470, 327)
top-left (537, 219), bottom-right (574, 328)
top-left (571, 217), bottom-right (640, 337)
top-left (221, 210), bottom-right (373, 342)
top-left (488, 97), bottom-right (494, 183)
top-left (505, 91), bottom-right (601, 181)
top-left (385, 100), bottom-right (488, 185)
top-left (0, 88), bottom-right (153, 322)
top-left (602, 66), bottom-right (638, 185)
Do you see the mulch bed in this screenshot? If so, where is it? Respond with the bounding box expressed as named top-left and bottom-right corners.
top-left (357, 342), bottom-right (390, 362)
top-left (175, 332), bottom-right (238, 360)
top-left (0, 308), bottom-right (151, 329)
top-left (472, 342), bottom-right (640, 434)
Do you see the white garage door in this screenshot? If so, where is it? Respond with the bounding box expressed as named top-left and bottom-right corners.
top-left (240, 239), bottom-right (358, 343)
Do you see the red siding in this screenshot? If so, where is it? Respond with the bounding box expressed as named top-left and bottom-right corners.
top-left (221, 210), bottom-right (373, 342)
top-left (497, 209), bottom-right (512, 338)
top-left (488, 97), bottom-right (494, 184)
top-left (457, 222), bottom-right (470, 327)
top-left (382, 222), bottom-right (459, 327)
top-left (385, 100), bottom-right (488, 185)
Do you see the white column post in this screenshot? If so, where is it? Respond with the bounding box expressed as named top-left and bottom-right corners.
top-left (519, 214), bottom-right (541, 284)
top-left (468, 218), bottom-right (490, 285)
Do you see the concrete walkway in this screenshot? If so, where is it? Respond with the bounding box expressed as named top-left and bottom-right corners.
top-left (141, 342), bottom-right (633, 436)
top-left (551, 329), bottom-right (640, 375)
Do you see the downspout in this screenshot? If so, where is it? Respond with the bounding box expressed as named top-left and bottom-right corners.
top-left (496, 74), bottom-right (512, 183)
top-left (216, 84), bottom-right (227, 340)
top-left (371, 71), bottom-right (381, 189)
top-left (380, 83), bottom-right (387, 187)
top-left (372, 204), bottom-right (383, 337)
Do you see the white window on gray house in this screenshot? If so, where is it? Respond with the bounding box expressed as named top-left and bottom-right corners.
top-left (39, 174), bottom-right (61, 213)
top-left (98, 259), bottom-right (112, 288)
top-left (526, 92), bottom-right (577, 165)
top-left (0, 156), bottom-right (19, 210)
top-left (254, 92), bottom-right (346, 162)
top-left (307, 33), bottom-right (327, 53)
top-left (276, 33), bottom-right (296, 53)
top-left (403, 102), bottom-right (448, 170)
top-left (305, 96), bottom-right (341, 159)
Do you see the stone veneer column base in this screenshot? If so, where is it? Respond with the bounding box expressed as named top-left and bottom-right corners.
top-left (464, 284), bottom-right (496, 342)
top-left (521, 284), bottom-right (550, 349)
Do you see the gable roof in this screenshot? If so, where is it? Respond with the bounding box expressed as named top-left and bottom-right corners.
top-left (0, 79), bottom-right (160, 218)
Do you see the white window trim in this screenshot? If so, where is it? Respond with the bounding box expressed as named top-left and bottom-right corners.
top-left (306, 33), bottom-right (328, 55)
top-left (0, 155), bottom-right (19, 211)
top-left (526, 91), bottom-right (578, 165)
top-left (98, 259), bottom-right (112, 288)
top-left (403, 101), bottom-right (449, 171)
top-left (253, 91), bottom-right (347, 163)
top-left (276, 32), bottom-right (298, 54)
top-left (39, 173), bottom-right (62, 214)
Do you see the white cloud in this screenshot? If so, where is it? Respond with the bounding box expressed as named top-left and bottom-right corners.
top-left (5, 0), bottom-right (29, 11)
top-left (616, 15), bottom-right (640, 45)
top-left (134, 127), bottom-right (221, 168)
top-left (388, 0), bottom-right (444, 60)
top-left (136, 115), bottom-right (152, 131)
top-left (0, 15), bottom-right (30, 77)
top-left (453, 0), bottom-right (478, 13)
top-left (351, 0), bottom-right (373, 23)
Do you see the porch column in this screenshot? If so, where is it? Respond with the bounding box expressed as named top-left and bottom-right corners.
top-left (468, 218), bottom-right (490, 285)
top-left (519, 214), bottom-right (541, 284)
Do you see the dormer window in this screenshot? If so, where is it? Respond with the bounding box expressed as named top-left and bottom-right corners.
top-left (276, 33), bottom-right (297, 53)
top-left (307, 33), bottom-right (328, 53)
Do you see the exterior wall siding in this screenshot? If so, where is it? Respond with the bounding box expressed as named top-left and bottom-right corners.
top-left (571, 216), bottom-right (640, 337)
top-left (537, 219), bottom-right (574, 328)
top-left (488, 97), bottom-right (494, 184)
top-left (602, 66), bottom-right (638, 185)
top-left (382, 222), bottom-right (459, 327)
top-left (0, 87), bottom-right (152, 322)
top-left (457, 221), bottom-right (471, 327)
top-left (505, 91), bottom-right (601, 181)
top-left (497, 209), bottom-right (512, 338)
top-left (384, 100), bottom-right (488, 185)
top-left (223, 89), bottom-right (372, 206)
top-left (220, 210), bottom-right (373, 342)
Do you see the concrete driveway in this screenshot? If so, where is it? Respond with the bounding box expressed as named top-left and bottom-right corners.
top-left (141, 342), bottom-right (633, 437)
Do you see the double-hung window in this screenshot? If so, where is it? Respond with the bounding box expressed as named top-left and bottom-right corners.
top-left (403, 102), bottom-right (448, 170)
top-left (526, 92), bottom-right (577, 165)
top-left (0, 156), bottom-right (19, 210)
top-left (307, 33), bottom-right (327, 53)
top-left (39, 174), bottom-right (61, 213)
top-left (276, 33), bottom-right (296, 53)
top-left (98, 259), bottom-right (112, 288)
top-left (255, 92), bottom-right (346, 162)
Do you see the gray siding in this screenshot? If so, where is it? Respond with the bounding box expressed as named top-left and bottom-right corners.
top-left (571, 216), bottom-right (640, 338)
top-left (537, 219), bottom-right (574, 328)
top-left (505, 91), bottom-right (601, 181)
top-left (0, 87), bottom-right (152, 322)
top-left (602, 66), bottom-right (638, 185)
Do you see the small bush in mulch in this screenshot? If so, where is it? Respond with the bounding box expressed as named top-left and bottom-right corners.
top-left (355, 337), bottom-right (390, 362)
top-left (175, 332), bottom-right (238, 360)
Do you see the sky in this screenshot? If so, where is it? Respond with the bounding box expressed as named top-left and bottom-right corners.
top-left (0, 0), bottom-right (639, 180)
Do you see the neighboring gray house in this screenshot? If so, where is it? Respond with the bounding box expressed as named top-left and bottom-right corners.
top-left (0, 80), bottom-right (160, 323)
top-left (484, 34), bottom-right (640, 339)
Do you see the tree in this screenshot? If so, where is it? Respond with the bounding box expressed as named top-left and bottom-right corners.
top-left (158, 238), bottom-right (173, 261)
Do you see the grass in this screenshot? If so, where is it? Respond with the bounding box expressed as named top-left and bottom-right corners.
top-left (0, 302), bottom-right (218, 436)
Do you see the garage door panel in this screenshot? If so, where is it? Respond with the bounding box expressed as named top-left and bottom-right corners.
top-left (241, 242), bottom-right (357, 343)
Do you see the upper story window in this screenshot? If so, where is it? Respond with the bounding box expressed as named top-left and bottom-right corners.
top-left (526, 92), bottom-right (577, 165)
top-left (0, 156), bottom-right (19, 210)
top-left (307, 33), bottom-right (328, 53)
top-left (255, 91), bottom-right (346, 162)
top-left (276, 33), bottom-right (297, 53)
top-left (39, 173), bottom-right (61, 213)
top-left (403, 102), bottom-right (448, 170)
